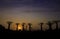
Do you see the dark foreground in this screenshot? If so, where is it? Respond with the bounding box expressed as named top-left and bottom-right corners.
top-left (0, 30), bottom-right (60, 38)
top-left (0, 25), bottom-right (60, 38)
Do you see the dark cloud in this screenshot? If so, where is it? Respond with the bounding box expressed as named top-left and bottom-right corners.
top-left (0, 0), bottom-right (60, 6)
top-left (0, 0), bottom-right (60, 12)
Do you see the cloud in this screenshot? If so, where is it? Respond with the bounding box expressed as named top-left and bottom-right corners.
top-left (0, 0), bottom-right (60, 11)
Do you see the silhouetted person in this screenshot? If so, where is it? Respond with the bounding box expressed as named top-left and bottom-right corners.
top-left (22, 23), bottom-right (25, 31)
top-left (39, 23), bottom-right (44, 31)
top-left (47, 21), bottom-right (53, 31)
top-left (7, 21), bottom-right (13, 30)
top-left (53, 20), bottom-right (60, 30)
top-left (28, 23), bottom-right (32, 31)
top-left (16, 23), bottom-right (20, 31)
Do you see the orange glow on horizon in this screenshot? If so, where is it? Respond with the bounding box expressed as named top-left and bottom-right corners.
top-left (18, 25), bottom-right (22, 30)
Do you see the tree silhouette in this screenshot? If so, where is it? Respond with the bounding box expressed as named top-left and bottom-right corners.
top-left (47, 21), bottom-right (53, 30)
top-left (53, 20), bottom-right (60, 30)
top-left (28, 23), bottom-right (32, 31)
top-left (39, 23), bottom-right (44, 31)
top-left (22, 23), bottom-right (25, 31)
top-left (0, 24), bottom-right (5, 31)
top-left (7, 21), bottom-right (13, 30)
top-left (16, 23), bottom-right (20, 31)
top-left (26, 25), bottom-right (28, 31)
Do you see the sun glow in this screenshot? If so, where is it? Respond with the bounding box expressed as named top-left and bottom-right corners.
top-left (18, 25), bottom-right (22, 30)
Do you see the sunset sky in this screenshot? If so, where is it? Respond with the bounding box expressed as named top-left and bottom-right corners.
top-left (0, 0), bottom-right (60, 30)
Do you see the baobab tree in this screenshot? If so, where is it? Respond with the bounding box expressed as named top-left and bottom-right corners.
top-left (7, 21), bottom-right (13, 30)
top-left (39, 22), bottom-right (44, 31)
top-left (53, 20), bottom-right (60, 30)
top-left (26, 25), bottom-right (28, 31)
top-left (22, 23), bottom-right (25, 31)
top-left (16, 23), bottom-right (20, 31)
top-left (47, 21), bottom-right (53, 30)
top-left (28, 23), bottom-right (32, 31)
